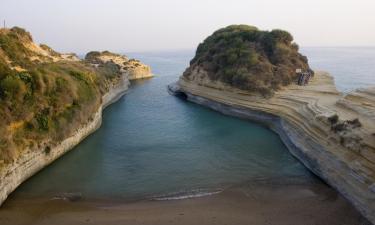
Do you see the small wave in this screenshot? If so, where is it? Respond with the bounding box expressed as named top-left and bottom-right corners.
top-left (50, 192), bottom-right (82, 202)
top-left (152, 188), bottom-right (223, 201)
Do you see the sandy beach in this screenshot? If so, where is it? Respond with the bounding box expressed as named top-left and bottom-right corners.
top-left (0, 178), bottom-right (369, 225)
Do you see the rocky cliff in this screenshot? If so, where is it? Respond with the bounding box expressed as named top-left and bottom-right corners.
top-left (0, 27), bottom-right (152, 206)
top-left (0, 75), bottom-right (129, 206)
top-left (170, 24), bottom-right (375, 223)
top-left (85, 51), bottom-right (153, 80)
top-left (170, 71), bottom-right (375, 223)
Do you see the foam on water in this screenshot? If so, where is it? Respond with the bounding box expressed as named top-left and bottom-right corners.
top-left (152, 188), bottom-right (224, 201)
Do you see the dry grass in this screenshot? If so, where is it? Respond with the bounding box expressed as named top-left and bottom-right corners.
top-left (0, 28), bottom-right (121, 165)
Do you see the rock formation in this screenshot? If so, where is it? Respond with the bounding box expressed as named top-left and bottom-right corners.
top-left (169, 25), bottom-right (375, 223)
top-left (183, 25), bottom-right (313, 97)
top-left (85, 51), bottom-right (153, 80)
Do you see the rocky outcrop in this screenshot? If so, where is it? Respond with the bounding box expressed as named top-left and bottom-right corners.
top-left (182, 25), bottom-right (312, 97)
top-left (169, 71), bottom-right (375, 223)
top-left (85, 51), bottom-right (153, 80)
top-left (0, 73), bottom-right (130, 206)
top-left (39, 44), bottom-right (80, 62)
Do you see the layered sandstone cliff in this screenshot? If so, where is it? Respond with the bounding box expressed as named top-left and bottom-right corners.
top-left (169, 72), bottom-right (375, 223)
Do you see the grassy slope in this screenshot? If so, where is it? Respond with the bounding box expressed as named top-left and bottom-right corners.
top-left (0, 27), bottom-right (121, 166)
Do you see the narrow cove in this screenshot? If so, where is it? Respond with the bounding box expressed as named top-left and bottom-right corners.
top-left (1, 51), bottom-right (366, 225)
top-left (9, 51), bottom-right (314, 200)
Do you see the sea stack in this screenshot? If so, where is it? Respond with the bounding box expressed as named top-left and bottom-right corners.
top-left (169, 25), bottom-right (375, 223)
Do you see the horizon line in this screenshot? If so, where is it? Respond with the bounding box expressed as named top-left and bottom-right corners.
top-left (72, 46), bottom-right (375, 56)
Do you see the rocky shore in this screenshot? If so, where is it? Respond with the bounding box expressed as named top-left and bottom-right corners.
top-left (169, 72), bottom-right (375, 223)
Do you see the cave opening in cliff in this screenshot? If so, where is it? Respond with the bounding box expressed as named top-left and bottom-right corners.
top-left (175, 91), bottom-right (188, 100)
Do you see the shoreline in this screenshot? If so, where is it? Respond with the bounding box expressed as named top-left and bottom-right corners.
top-left (169, 72), bottom-right (375, 223)
top-left (0, 177), bottom-right (368, 225)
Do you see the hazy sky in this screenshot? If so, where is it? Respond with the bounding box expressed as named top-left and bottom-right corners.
top-left (1, 0), bottom-right (375, 53)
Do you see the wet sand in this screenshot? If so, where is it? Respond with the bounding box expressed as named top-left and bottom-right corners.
top-left (0, 179), bottom-right (370, 225)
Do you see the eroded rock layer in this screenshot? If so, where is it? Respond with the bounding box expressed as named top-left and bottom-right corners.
top-left (170, 72), bottom-right (375, 223)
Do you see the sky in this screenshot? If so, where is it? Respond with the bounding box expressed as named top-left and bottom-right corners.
top-left (1, 0), bottom-right (375, 53)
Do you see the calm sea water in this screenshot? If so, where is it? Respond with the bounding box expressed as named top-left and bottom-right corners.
top-left (13, 48), bottom-right (375, 200)
top-left (301, 47), bottom-right (375, 92)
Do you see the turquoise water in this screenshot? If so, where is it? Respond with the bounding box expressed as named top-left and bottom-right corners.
top-left (14, 48), bottom-right (375, 201)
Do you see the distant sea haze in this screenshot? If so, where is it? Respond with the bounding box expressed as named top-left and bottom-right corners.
top-left (301, 47), bottom-right (375, 92)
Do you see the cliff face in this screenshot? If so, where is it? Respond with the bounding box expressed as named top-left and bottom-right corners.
top-left (0, 27), bottom-right (152, 206)
top-left (170, 24), bottom-right (375, 223)
top-left (170, 72), bottom-right (375, 223)
top-left (0, 74), bottom-right (130, 206)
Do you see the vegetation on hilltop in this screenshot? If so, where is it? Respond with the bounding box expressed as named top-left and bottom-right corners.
top-left (0, 27), bottom-right (123, 165)
top-left (85, 51), bottom-right (109, 63)
top-left (0, 27), bottom-right (35, 68)
top-left (40, 44), bottom-right (61, 57)
top-left (183, 25), bottom-right (312, 96)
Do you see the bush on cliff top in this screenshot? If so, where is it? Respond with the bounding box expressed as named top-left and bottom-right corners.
top-left (184, 25), bottom-right (312, 96)
top-left (0, 27), bottom-right (34, 68)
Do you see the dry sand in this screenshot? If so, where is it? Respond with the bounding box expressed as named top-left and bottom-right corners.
top-left (0, 179), bottom-right (370, 225)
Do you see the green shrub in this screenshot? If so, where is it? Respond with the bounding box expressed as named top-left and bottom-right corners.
top-left (0, 75), bottom-right (24, 99)
top-left (0, 58), bottom-right (13, 80)
top-left (17, 72), bottom-right (32, 83)
top-left (0, 30), bottom-right (33, 67)
top-left (96, 61), bottom-right (121, 79)
top-left (36, 109), bottom-right (50, 132)
top-left (55, 77), bottom-right (68, 92)
top-left (69, 70), bottom-right (88, 83)
top-left (270, 29), bottom-right (293, 44)
top-left (184, 25), bottom-right (311, 96)
top-left (10, 27), bottom-right (33, 41)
